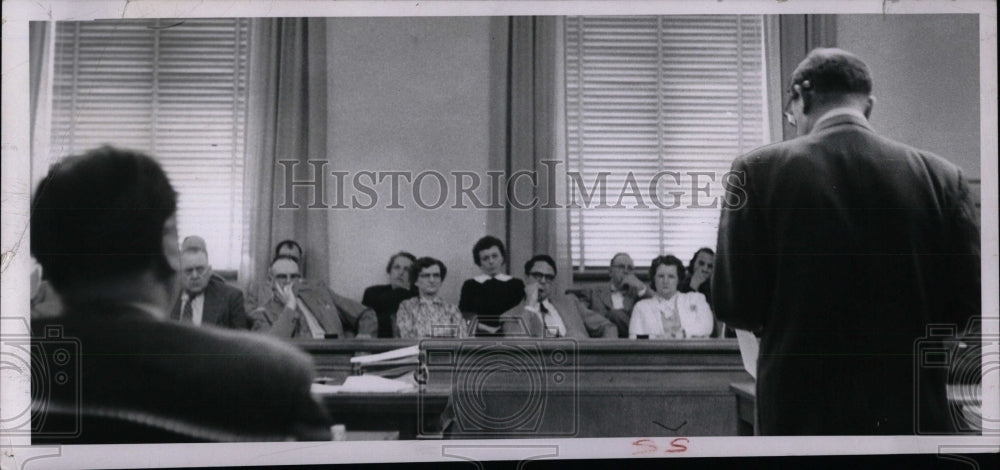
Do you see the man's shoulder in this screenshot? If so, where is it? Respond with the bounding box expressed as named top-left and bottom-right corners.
top-left (208, 276), bottom-right (243, 298)
top-left (590, 284), bottom-right (611, 297)
top-left (499, 300), bottom-right (529, 318)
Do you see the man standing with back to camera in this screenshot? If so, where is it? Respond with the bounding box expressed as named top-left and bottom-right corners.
top-left (30, 146), bottom-right (332, 442)
top-left (713, 48), bottom-right (980, 435)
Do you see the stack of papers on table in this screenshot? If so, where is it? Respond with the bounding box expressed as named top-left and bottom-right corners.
top-left (311, 375), bottom-right (416, 394)
top-left (350, 345), bottom-right (419, 378)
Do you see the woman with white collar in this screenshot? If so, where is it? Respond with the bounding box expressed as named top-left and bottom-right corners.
top-left (629, 255), bottom-right (714, 339)
top-left (458, 236), bottom-right (526, 336)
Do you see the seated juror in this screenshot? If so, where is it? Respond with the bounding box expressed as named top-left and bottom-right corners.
top-left (250, 255), bottom-right (377, 339)
top-left (629, 255), bottom-right (714, 339)
top-left (589, 252), bottom-right (651, 338)
top-left (362, 251), bottom-right (418, 338)
top-left (244, 239), bottom-right (327, 312)
top-left (458, 236), bottom-right (526, 336)
top-left (169, 236), bottom-right (250, 330)
top-left (30, 146), bottom-right (331, 442)
top-left (501, 255), bottom-right (618, 339)
top-left (396, 257), bottom-right (469, 339)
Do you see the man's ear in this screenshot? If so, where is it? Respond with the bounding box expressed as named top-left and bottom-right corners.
top-left (161, 216), bottom-right (181, 272)
top-left (864, 95), bottom-right (876, 119)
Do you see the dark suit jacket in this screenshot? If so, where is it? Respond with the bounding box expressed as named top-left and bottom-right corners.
top-left (249, 280), bottom-right (378, 339)
top-left (713, 113), bottom-right (980, 435)
top-left (32, 303), bottom-right (332, 443)
top-left (589, 283), bottom-right (650, 338)
top-left (170, 276), bottom-right (250, 330)
top-left (500, 296), bottom-right (618, 339)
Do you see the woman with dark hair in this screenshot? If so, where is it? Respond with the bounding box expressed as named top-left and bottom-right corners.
top-left (362, 252), bottom-right (418, 338)
top-left (628, 255), bottom-right (714, 339)
top-left (396, 257), bottom-right (468, 338)
top-left (458, 236), bottom-right (525, 336)
top-left (679, 247), bottom-right (714, 301)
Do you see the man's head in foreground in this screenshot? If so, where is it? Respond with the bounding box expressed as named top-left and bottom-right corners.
top-left (31, 145), bottom-right (180, 310)
top-left (785, 47), bottom-right (875, 136)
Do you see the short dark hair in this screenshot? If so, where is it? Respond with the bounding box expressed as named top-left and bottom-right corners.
top-left (385, 251), bottom-right (416, 273)
top-left (31, 146), bottom-right (178, 292)
top-left (269, 254), bottom-right (301, 271)
top-left (410, 257), bottom-right (447, 285)
top-left (648, 255), bottom-right (685, 289)
top-left (790, 48), bottom-right (873, 106)
top-left (524, 254), bottom-right (557, 276)
top-left (687, 247), bottom-right (715, 273)
top-left (273, 239), bottom-right (303, 260)
top-left (472, 235), bottom-right (506, 266)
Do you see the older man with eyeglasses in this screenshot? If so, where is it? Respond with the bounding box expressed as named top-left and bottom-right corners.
top-left (500, 255), bottom-right (617, 339)
top-left (589, 252), bottom-right (651, 338)
top-left (248, 255), bottom-right (377, 339)
top-left (170, 236), bottom-right (250, 330)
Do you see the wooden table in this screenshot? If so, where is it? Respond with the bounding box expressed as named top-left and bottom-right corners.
top-left (313, 389), bottom-right (450, 439)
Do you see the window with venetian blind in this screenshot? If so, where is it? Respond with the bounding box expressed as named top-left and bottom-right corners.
top-left (564, 15), bottom-right (770, 269)
top-left (50, 18), bottom-right (249, 270)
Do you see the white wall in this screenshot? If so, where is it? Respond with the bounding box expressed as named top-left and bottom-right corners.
top-left (837, 14), bottom-right (980, 180)
top-left (325, 17), bottom-right (495, 303)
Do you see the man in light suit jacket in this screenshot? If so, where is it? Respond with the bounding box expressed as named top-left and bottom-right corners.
top-left (713, 48), bottom-right (980, 435)
top-left (589, 252), bottom-right (651, 337)
top-left (170, 236), bottom-right (250, 330)
top-left (250, 255), bottom-right (378, 339)
top-left (501, 255), bottom-right (617, 339)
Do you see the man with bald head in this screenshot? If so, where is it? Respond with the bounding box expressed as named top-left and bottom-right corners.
top-left (589, 252), bottom-right (650, 337)
top-left (714, 48), bottom-right (980, 435)
top-left (170, 236), bottom-right (250, 330)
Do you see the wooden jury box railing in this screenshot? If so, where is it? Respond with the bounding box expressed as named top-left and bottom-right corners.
top-left (297, 338), bottom-right (752, 438)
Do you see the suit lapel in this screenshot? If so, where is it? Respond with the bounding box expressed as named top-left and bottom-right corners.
top-left (298, 286), bottom-right (343, 336)
top-left (599, 288), bottom-right (614, 311)
top-left (169, 296), bottom-right (182, 321)
top-left (201, 282), bottom-right (221, 326)
top-left (552, 297), bottom-right (586, 339)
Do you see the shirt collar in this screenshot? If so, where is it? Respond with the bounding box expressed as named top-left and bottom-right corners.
top-left (473, 273), bottom-right (513, 283)
top-left (810, 107), bottom-right (869, 133)
top-left (419, 296), bottom-right (443, 306)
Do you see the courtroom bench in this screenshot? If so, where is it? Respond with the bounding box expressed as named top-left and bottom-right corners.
top-left (298, 338), bottom-right (752, 438)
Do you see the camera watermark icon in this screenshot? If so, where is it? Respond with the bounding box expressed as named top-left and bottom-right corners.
top-left (914, 317), bottom-right (998, 435)
top-left (0, 321), bottom-right (82, 439)
top-left (418, 318), bottom-right (578, 438)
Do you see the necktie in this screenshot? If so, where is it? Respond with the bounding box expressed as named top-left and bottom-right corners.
top-left (181, 296), bottom-right (194, 322)
top-left (539, 303), bottom-right (559, 338)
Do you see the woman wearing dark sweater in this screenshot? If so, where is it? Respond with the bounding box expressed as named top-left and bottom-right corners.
top-left (458, 236), bottom-right (525, 336)
top-left (362, 251), bottom-right (417, 338)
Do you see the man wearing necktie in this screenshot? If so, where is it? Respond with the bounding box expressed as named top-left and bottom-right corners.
top-left (249, 255), bottom-right (377, 339)
top-left (170, 236), bottom-right (250, 330)
top-left (500, 255), bottom-right (617, 339)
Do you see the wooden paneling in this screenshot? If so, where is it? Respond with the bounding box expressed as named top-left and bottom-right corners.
top-left (298, 338), bottom-right (751, 438)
